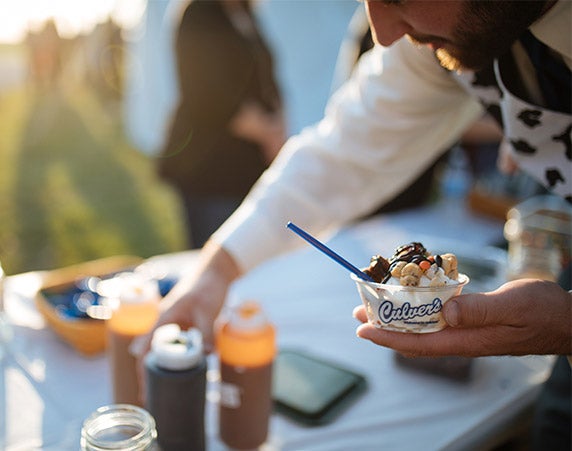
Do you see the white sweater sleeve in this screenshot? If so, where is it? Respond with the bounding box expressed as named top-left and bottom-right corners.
top-left (212, 38), bottom-right (484, 273)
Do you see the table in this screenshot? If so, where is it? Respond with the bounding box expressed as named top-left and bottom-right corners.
top-left (0, 204), bottom-right (556, 450)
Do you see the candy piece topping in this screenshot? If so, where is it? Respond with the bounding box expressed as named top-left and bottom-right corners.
top-left (364, 242), bottom-right (459, 287)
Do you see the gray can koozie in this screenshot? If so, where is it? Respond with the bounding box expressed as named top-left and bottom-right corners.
top-left (144, 325), bottom-right (207, 451)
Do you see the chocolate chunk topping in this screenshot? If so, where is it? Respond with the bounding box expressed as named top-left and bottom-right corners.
top-left (364, 255), bottom-right (390, 283)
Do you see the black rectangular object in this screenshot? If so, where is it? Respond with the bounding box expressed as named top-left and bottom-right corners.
top-left (272, 348), bottom-right (367, 426)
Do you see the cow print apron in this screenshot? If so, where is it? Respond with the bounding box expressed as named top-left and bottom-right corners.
top-left (454, 58), bottom-right (572, 203)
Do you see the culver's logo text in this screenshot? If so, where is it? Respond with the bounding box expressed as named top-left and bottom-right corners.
top-left (378, 298), bottom-right (442, 324)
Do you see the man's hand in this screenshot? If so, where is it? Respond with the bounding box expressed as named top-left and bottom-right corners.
top-left (354, 278), bottom-right (572, 357)
top-left (131, 241), bottom-right (242, 404)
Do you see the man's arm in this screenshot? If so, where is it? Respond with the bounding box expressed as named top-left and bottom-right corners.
top-left (214, 39), bottom-right (484, 273)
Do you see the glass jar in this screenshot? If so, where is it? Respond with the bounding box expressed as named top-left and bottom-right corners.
top-left (504, 195), bottom-right (572, 281)
top-left (0, 260), bottom-right (4, 312)
top-left (0, 261), bottom-right (4, 361)
top-left (0, 260), bottom-right (11, 359)
top-left (80, 404), bottom-right (158, 451)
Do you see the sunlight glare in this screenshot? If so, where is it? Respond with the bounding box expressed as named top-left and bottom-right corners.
top-left (0, 0), bottom-right (145, 43)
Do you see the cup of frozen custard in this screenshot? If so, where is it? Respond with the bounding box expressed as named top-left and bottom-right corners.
top-left (352, 242), bottom-right (469, 333)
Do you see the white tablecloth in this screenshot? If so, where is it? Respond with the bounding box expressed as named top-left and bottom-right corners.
top-left (0, 205), bottom-right (555, 450)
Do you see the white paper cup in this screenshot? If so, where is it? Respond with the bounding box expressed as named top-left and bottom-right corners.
top-left (352, 273), bottom-right (469, 333)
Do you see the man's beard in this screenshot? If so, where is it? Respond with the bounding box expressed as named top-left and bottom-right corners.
top-left (417, 1), bottom-right (549, 72)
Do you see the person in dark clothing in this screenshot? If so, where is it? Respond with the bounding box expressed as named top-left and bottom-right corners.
top-left (158, 0), bottom-right (285, 248)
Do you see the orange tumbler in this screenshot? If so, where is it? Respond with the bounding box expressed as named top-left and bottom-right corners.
top-left (106, 274), bottom-right (160, 407)
top-left (216, 301), bottom-right (276, 450)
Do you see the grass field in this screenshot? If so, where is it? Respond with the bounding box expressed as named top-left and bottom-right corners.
top-left (0, 67), bottom-right (186, 275)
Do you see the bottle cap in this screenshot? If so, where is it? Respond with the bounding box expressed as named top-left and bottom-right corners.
top-left (97, 272), bottom-right (159, 304)
top-left (228, 301), bottom-right (268, 333)
top-left (119, 273), bottom-right (159, 304)
top-left (150, 324), bottom-right (203, 370)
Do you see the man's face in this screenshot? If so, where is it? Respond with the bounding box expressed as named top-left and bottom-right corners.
top-left (365, 0), bottom-right (549, 71)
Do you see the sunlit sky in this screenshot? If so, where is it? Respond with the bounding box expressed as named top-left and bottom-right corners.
top-left (0, 0), bottom-right (147, 44)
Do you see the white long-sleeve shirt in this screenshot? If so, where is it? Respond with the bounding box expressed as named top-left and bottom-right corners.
top-left (213, 1), bottom-right (571, 273)
top-left (213, 38), bottom-right (483, 272)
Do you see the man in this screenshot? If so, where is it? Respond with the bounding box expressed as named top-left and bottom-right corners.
top-left (138, 0), bottom-right (571, 447)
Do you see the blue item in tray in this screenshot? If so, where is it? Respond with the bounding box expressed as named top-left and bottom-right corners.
top-left (42, 274), bottom-right (179, 320)
top-left (157, 276), bottom-right (178, 297)
top-left (44, 277), bottom-right (103, 320)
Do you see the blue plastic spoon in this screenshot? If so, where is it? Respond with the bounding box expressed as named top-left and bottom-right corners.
top-left (286, 222), bottom-right (374, 282)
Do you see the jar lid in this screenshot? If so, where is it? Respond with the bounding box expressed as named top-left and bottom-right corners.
top-left (97, 272), bottom-right (159, 304)
top-left (228, 300), bottom-right (268, 333)
top-left (150, 324), bottom-right (203, 370)
top-left (506, 195), bottom-right (572, 236)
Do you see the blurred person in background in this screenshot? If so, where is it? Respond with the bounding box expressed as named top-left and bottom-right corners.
top-left (138, 1), bottom-right (571, 448)
top-left (83, 18), bottom-right (124, 100)
top-left (26, 19), bottom-right (62, 90)
top-left (157, 0), bottom-right (286, 249)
